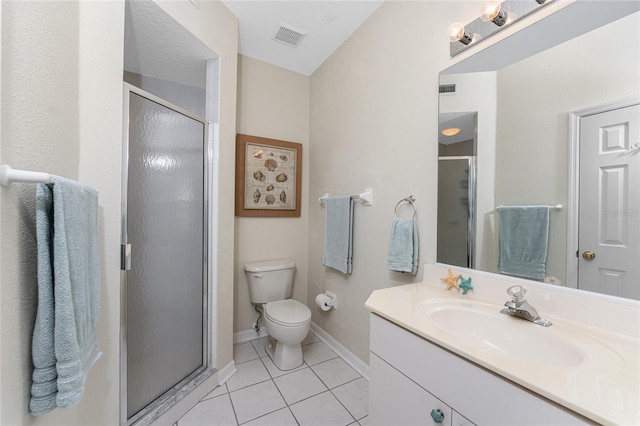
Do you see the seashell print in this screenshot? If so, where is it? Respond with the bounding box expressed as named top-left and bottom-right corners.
top-left (253, 188), bottom-right (261, 203)
top-left (252, 150), bottom-right (263, 159)
top-left (265, 194), bottom-right (276, 205)
top-left (253, 170), bottom-right (266, 182)
top-left (266, 183), bottom-right (275, 192)
top-left (264, 158), bottom-right (278, 171)
top-left (279, 154), bottom-right (288, 161)
top-left (280, 190), bottom-right (287, 204)
top-left (275, 172), bottom-right (288, 183)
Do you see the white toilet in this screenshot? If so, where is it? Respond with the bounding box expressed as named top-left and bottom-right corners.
top-left (245, 259), bottom-right (311, 370)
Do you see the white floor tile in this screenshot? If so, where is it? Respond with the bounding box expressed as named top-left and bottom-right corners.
top-left (311, 358), bottom-right (360, 389)
top-left (202, 383), bottom-right (228, 401)
top-left (243, 407), bottom-right (298, 426)
top-left (274, 367), bottom-right (328, 405)
top-left (229, 381), bottom-right (287, 424)
top-left (302, 341), bottom-right (338, 366)
top-left (290, 391), bottom-right (355, 426)
top-left (250, 336), bottom-right (270, 358)
top-left (226, 359), bottom-right (270, 392)
top-left (234, 341), bottom-right (259, 364)
top-left (178, 394), bottom-right (237, 426)
top-left (332, 378), bottom-right (369, 420)
top-left (261, 353), bottom-right (306, 378)
top-left (302, 332), bottom-right (320, 346)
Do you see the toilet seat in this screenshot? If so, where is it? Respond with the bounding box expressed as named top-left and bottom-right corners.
top-left (265, 299), bottom-right (311, 327)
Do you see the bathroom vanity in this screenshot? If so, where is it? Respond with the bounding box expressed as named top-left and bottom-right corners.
top-left (365, 265), bottom-right (639, 425)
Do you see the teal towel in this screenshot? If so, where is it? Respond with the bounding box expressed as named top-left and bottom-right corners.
top-left (387, 218), bottom-right (419, 275)
top-left (30, 176), bottom-right (101, 415)
top-left (498, 206), bottom-right (549, 280)
top-left (323, 196), bottom-right (354, 274)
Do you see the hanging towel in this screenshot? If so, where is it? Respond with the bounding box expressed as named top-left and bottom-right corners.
top-left (498, 206), bottom-right (549, 280)
top-left (30, 176), bottom-right (101, 415)
top-left (387, 218), bottom-right (419, 274)
top-left (323, 196), bottom-right (354, 274)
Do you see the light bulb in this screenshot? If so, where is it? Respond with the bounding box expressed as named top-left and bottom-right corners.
top-left (481, 1), bottom-right (507, 26)
top-left (442, 128), bottom-right (461, 136)
top-left (447, 22), bottom-right (472, 45)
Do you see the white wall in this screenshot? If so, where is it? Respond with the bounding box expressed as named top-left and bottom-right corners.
top-left (234, 55), bottom-right (310, 334)
top-left (495, 11), bottom-right (640, 284)
top-left (1, 2), bottom-right (124, 424)
top-left (0, 1), bottom-right (238, 424)
top-left (307, 1), bottom-right (481, 363)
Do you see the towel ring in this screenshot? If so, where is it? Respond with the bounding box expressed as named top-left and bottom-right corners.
top-left (394, 195), bottom-right (416, 219)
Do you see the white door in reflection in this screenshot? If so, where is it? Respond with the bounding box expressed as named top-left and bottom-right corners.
top-left (578, 103), bottom-right (639, 299)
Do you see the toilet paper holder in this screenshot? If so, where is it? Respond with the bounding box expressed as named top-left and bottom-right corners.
top-left (316, 291), bottom-right (338, 310)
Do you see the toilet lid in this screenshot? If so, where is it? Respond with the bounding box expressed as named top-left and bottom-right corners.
top-left (265, 300), bottom-right (311, 326)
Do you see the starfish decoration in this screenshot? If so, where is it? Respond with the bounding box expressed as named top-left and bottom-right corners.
top-left (459, 276), bottom-right (474, 295)
top-left (440, 269), bottom-right (461, 291)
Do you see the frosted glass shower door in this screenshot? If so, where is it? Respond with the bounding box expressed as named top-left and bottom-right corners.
top-left (122, 88), bottom-right (207, 423)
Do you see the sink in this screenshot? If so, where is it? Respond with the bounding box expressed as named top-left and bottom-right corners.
top-left (422, 301), bottom-right (585, 368)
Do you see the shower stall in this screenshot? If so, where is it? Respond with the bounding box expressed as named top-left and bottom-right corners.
top-left (120, 84), bottom-right (209, 425)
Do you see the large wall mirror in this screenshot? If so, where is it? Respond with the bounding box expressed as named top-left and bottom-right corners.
top-left (438, 1), bottom-right (639, 300)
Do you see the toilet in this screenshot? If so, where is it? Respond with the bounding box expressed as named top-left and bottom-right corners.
top-left (245, 259), bottom-right (311, 370)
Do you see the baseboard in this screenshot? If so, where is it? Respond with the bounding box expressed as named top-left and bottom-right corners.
top-left (310, 322), bottom-right (370, 380)
top-left (234, 328), bottom-right (268, 344)
top-left (216, 359), bottom-right (237, 385)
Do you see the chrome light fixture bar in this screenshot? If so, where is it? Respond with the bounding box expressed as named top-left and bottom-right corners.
top-left (449, 0), bottom-right (554, 57)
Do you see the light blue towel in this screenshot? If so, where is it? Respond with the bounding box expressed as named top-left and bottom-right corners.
top-left (387, 218), bottom-right (419, 275)
top-left (323, 196), bottom-right (354, 274)
top-left (31, 176), bottom-right (101, 415)
top-left (498, 206), bottom-right (549, 280)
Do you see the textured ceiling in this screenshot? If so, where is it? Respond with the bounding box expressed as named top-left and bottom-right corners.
top-left (222, 0), bottom-right (384, 76)
top-left (124, 0), bottom-right (216, 88)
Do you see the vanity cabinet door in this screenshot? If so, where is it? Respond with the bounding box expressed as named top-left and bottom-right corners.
top-left (452, 410), bottom-right (476, 426)
top-left (369, 353), bottom-right (452, 425)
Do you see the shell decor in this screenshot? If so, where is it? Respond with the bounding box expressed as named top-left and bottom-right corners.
top-left (280, 190), bottom-right (287, 204)
top-left (266, 183), bottom-right (275, 192)
top-left (279, 154), bottom-right (288, 161)
top-left (252, 150), bottom-right (264, 159)
top-left (253, 188), bottom-right (261, 203)
top-left (264, 158), bottom-right (278, 171)
top-left (275, 172), bottom-right (288, 183)
top-left (253, 170), bottom-right (266, 182)
top-left (265, 194), bottom-right (276, 205)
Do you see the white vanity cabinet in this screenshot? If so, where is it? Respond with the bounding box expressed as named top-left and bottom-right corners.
top-left (368, 314), bottom-right (591, 426)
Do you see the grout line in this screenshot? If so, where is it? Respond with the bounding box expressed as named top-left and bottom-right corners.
top-left (225, 390), bottom-right (241, 426)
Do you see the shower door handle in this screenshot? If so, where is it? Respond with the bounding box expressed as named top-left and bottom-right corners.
top-left (121, 244), bottom-right (132, 270)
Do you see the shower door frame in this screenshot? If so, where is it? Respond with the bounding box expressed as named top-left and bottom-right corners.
top-left (120, 83), bottom-right (210, 426)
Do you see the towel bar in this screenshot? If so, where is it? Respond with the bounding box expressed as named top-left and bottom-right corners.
top-left (319, 188), bottom-right (373, 206)
top-left (496, 204), bottom-right (563, 211)
top-left (1, 164), bottom-right (53, 187)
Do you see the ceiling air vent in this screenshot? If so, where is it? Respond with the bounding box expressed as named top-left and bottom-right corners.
top-left (273, 23), bottom-right (307, 48)
top-left (439, 84), bottom-right (456, 94)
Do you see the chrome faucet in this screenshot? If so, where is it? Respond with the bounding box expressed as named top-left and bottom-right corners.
top-left (500, 285), bottom-right (552, 327)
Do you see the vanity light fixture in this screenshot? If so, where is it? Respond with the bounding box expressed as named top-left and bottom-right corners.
top-left (448, 0), bottom-right (555, 56)
top-left (481, 1), bottom-right (507, 26)
top-left (442, 128), bottom-right (461, 136)
top-left (447, 22), bottom-right (473, 45)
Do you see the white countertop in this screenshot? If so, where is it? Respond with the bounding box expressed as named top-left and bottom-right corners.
top-left (365, 265), bottom-right (640, 425)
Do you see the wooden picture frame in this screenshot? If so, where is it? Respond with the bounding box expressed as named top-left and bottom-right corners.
top-left (235, 134), bottom-right (302, 217)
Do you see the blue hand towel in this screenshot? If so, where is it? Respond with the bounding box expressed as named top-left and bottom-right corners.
top-left (387, 218), bottom-right (419, 275)
top-left (498, 206), bottom-right (549, 280)
top-left (31, 176), bottom-right (102, 415)
top-left (323, 196), bottom-right (354, 274)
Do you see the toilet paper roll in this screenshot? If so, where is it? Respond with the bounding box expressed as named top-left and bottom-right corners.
top-left (315, 293), bottom-right (332, 311)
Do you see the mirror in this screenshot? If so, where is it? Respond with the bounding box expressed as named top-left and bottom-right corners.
top-left (438, 4), bottom-right (640, 299)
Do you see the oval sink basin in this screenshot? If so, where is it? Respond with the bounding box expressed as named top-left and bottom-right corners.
top-left (427, 303), bottom-right (584, 368)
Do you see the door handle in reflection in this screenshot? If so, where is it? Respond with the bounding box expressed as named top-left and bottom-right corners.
top-left (582, 251), bottom-right (596, 260)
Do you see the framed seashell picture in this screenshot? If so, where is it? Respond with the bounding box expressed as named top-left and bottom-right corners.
top-left (235, 134), bottom-right (302, 217)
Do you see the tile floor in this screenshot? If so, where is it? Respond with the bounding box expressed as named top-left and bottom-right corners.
top-left (176, 333), bottom-right (369, 426)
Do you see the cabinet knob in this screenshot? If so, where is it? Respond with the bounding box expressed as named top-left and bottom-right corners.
top-left (430, 408), bottom-right (445, 424)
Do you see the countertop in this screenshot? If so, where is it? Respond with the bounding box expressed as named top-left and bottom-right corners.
top-left (365, 267), bottom-right (640, 425)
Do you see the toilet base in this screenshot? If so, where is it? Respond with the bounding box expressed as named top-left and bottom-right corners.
top-left (266, 336), bottom-right (304, 371)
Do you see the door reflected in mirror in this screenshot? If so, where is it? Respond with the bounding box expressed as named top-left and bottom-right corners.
top-left (438, 9), bottom-right (640, 300)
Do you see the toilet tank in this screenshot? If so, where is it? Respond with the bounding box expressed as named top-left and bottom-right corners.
top-left (245, 259), bottom-right (296, 304)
